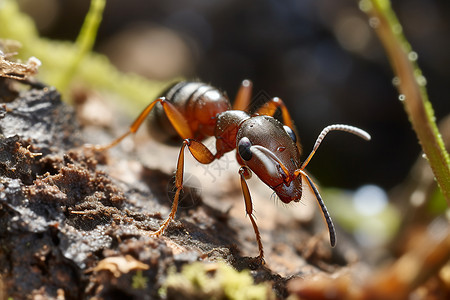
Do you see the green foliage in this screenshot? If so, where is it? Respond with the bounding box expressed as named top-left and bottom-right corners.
top-left (55, 0), bottom-right (106, 91)
top-left (0, 0), bottom-right (174, 113)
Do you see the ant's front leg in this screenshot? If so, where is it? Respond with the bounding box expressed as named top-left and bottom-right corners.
top-left (239, 166), bottom-right (265, 264)
top-left (95, 97), bottom-right (193, 151)
top-left (151, 138), bottom-right (216, 237)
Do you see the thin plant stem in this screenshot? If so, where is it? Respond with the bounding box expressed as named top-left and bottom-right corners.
top-left (361, 0), bottom-right (450, 205)
top-left (55, 0), bottom-right (106, 92)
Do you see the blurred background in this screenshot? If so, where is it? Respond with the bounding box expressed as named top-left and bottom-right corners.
top-left (12, 0), bottom-right (450, 249)
top-left (15, 0), bottom-right (450, 190)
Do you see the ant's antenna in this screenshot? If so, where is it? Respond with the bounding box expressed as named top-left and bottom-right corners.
top-left (296, 124), bottom-right (370, 247)
top-left (299, 170), bottom-right (336, 246)
top-left (300, 124), bottom-right (371, 170)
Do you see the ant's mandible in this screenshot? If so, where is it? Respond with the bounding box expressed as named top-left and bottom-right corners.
top-left (96, 80), bottom-right (371, 262)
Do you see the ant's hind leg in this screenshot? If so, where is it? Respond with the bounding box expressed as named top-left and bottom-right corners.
top-left (95, 97), bottom-right (193, 151)
top-left (233, 79), bottom-right (253, 112)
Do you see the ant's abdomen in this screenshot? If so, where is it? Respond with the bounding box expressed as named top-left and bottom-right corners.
top-left (147, 81), bottom-right (230, 145)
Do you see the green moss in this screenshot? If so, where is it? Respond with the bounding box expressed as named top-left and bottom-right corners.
top-left (131, 270), bottom-right (148, 290)
top-left (160, 262), bottom-right (274, 300)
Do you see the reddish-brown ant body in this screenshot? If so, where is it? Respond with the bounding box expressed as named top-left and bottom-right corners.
top-left (98, 79), bottom-right (370, 261)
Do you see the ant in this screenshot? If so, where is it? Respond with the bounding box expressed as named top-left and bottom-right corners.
top-left (96, 79), bottom-right (370, 262)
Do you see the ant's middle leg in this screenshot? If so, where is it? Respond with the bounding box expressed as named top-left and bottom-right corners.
top-left (96, 97), bottom-right (193, 150)
top-left (151, 138), bottom-right (216, 236)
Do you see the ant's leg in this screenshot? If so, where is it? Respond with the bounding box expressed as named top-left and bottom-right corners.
top-left (254, 97), bottom-right (295, 133)
top-left (233, 79), bottom-right (253, 111)
top-left (151, 138), bottom-right (216, 236)
top-left (96, 97), bottom-right (193, 150)
top-left (239, 166), bottom-right (265, 263)
top-left (254, 97), bottom-right (301, 150)
top-left (150, 140), bottom-right (187, 236)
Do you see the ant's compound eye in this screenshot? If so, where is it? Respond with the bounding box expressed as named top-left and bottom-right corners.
top-left (283, 125), bottom-right (297, 143)
top-left (238, 137), bottom-right (253, 161)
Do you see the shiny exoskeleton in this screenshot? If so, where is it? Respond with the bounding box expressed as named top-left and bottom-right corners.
top-left (97, 80), bottom-right (371, 262)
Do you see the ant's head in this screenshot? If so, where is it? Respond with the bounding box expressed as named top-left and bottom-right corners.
top-left (237, 118), bottom-right (370, 248)
top-left (236, 115), bottom-right (302, 203)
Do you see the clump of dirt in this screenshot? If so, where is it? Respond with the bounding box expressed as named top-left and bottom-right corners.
top-left (0, 81), bottom-right (180, 299)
